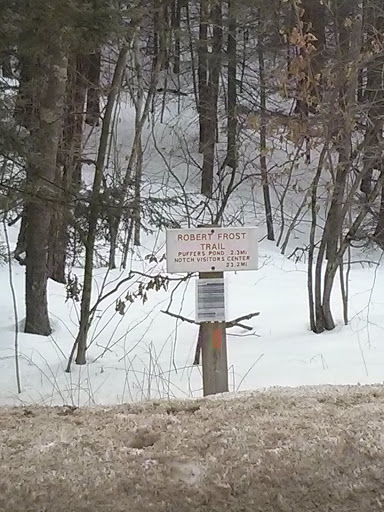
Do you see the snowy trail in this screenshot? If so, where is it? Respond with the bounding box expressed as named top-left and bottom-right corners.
top-left (1, 384), bottom-right (383, 511)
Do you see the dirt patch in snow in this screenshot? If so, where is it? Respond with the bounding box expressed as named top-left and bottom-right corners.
top-left (1, 385), bottom-right (384, 511)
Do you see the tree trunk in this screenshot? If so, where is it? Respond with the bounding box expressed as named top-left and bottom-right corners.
top-left (49, 54), bottom-right (87, 283)
top-left (14, 54), bottom-right (38, 131)
top-left (201, 0), bottom-right (222, 198)
top-left (226, 0), bottom-right (237, 170)
top-left (133, 138), bottom-right (143, 247)
top-left (185, 0), bottom-right (199, 108)
top-left (198, 0), bottom-right (209, 155)
top-left (307, 147), bottom-right (327, 332)
top-left (85, 50), bottom-right (101, 126)
top-left (322, 261), bottom-right (338, 330)
top-left (302, 0), bottom-right (326, 77)
top-left (25, 48), bottom-right (68, 335)
top-left (171, 0), bottom-right (181, 75)
top-left (314, 237), bottom-right (326, 333)
top-left (324, 153), bottom-right (348, 262)
top-left (258, 7), bottom-right (274, 241)
top-left (15, 209), bottom-right (27, 265)
top-left (108, 215), bottom-right (119, 269)
top-left (360, 0), bottom-right (384, 195)
top-left (158, 3), bottom-right (170, 70)
top-left (311, 0), bottom-right (362, 333)
top-left (75, 45), bottom-right (129, 365)
top-left (374, 173), bottom-right (384, 246)
top-left (153, 0), bottom-right (160, 61)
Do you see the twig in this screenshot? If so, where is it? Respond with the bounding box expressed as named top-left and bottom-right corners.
top-left (3, 218), bottom-right (21, 393)
top-left (193, 327), bottom-right (202, 365)
top-left (226, 311), bottom-right (260, 328)
top-left (280, 188), bottom-right (311, 254)
top-left (234, 322), bottom-right (253, 331)
top-left (349, 260), bottom-right (380, 266)
top-left (236, 354), bottom-right (264, 391)
top-left (90, 271), bottom-right (191, 316)
top-left (161, 310), bottom-right (198, 325)
top-left (65, 339), bottom-right (78, 373)
top-left (162, 309), bottom-right (260, 329)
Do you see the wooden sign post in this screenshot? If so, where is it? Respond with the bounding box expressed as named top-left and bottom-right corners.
top-left (199, 270), bottom-right (228, 396)
top-left (165, 226), bottom-right (258, 397)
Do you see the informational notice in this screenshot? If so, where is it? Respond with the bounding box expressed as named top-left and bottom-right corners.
top-left (166, 227), bottom-right (258, 273)
top-left (196, 278), bottom-right (226, 323)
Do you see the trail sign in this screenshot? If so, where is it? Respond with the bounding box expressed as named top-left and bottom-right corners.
top-left (165, 225), bottom-right (259, 397)
top-left (166, 227), bottom-right (258, 273)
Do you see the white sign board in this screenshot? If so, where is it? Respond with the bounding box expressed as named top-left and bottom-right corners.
top-left (166, 227), bottom-right (258, 273)
top-left (196, 278), bottom-right (226, 323)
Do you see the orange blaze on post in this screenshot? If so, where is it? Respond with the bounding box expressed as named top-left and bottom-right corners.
top-left (212, 325), bottom-right (222, 350)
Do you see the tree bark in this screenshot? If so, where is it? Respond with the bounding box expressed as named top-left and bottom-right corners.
top-left (133, 138), bottom-right (143, 247)
top-left (171, 0), bottom-right (181, 75)
top-left (226, 0), bottom-right (237, 170)
top-left (85, 50), bottom-right (101, 126)
top-left (311, 0), bottom-right (362, 332)
top-left (25, 47), bottom-right (68, 335)
top-left (374, 172), bottom-right (384, 246)
top-left (307, 146), bottom-right (328, 332)
top-left (198, 0), bottom-right (209, 155)
top-left (75, 44), bottom-right (128, 365)
top-left (360, 0), bottom-right (384, 196)
top-left (258, 7), bottom-right (274, 241)
top-left (302, 0), bottom-right (326, 76)
top-left (15, 209), bottom-right (27, 265)
top-left (14, 55), bottom-right (38, 131)
top-left (201, 0), bottom-right (223, 198)
top-left (49, 54), bottom-right (87, 283)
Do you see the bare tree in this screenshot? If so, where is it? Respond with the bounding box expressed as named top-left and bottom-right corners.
top-left (258, 5), bottom-right (275, 241)
top-left (75, 44), bottom-right (129, 365)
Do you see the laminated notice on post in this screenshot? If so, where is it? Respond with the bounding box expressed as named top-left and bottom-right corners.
top-left (196, 278), bottom-right (226, 323)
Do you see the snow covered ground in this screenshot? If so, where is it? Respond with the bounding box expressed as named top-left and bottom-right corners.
top-left (1, 385), bottom-right (384, 511)
top-left (1, 225), bottom-right (383, 406)
top-left (1, 96), bottom-right (384, 406)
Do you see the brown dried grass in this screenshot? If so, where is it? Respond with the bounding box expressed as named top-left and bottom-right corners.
top-left (1, 385), bottom-right (384, 511)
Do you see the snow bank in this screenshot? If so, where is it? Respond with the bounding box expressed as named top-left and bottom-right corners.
top-left (1, 384), bottom-right (383, 511)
